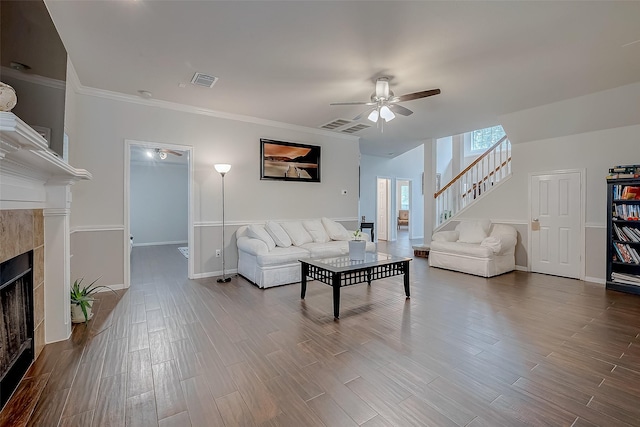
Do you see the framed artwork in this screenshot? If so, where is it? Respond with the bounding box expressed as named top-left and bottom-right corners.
top-left (260, 138), bottom-right (321, 182)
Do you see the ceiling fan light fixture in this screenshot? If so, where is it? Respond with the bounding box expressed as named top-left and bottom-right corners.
top-left (367, 109), bottom-right (379, 122)
top-left (159, 152), bottom-right (167, 160)
top-left (375, 78), bottom-right (390, 99)
top-left (380, 105), bottom-right (395, 122)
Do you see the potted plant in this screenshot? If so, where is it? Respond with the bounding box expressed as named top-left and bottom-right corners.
top-left (70, 277), bottom-right (117, 323)
top-left (348, 230), bottom-right (366, 261)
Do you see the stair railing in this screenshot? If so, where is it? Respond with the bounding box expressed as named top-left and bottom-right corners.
top-left (434, 135), bottom-right (511, 228)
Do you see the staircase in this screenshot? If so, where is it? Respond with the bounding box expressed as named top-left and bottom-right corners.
top-left (434, 135), bottom-right (512, 228)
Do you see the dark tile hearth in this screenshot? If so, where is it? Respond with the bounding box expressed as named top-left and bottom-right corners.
top-left (1, 240), bottom-right (640, 426)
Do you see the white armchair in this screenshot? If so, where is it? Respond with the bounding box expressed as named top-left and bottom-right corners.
top-left (429, 220), bottom-right (517, 277)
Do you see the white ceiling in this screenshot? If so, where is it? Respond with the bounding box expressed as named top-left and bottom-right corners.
top-left (45, 1), bottom-right (640, 157)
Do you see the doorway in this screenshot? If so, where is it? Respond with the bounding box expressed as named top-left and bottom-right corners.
top-left (529, 170), bottom-right (584, 279)
top-left (396, 179), bottom-right (411, 239)
top-left (125, 140), bottom-right (194, 287)
top-left (376, 177), bottom-right (391, 241)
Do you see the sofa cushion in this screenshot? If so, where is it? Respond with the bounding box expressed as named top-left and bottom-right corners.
top-left (256, 246), bottom-right (309, 267)
top-left (456, 220), bottom-right (491, 243)
top-left (303, 219), bottom-right (330, 243)
top-left (430, 241), bottom-right (494, 258)
top-left (301, 241), bottom-right (348, 258)
top-left (321, 217), bottom-right (350, 241)
top-left (247, 225), bottom-right (276, 251)
top-left (265, 221), bottom-right (291, 247)
top-left (432, 230), bottom-right (459, 242)
top-left (281, 221), bottom-right (313, 246)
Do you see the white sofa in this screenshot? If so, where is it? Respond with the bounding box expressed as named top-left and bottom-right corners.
top-left (236, 218), bottom-right (376, 288)
top-left (429, 219), bottom-right (517, 277)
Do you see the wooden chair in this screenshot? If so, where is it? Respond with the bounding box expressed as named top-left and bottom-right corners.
top-left (397, 210), bottom-right (409, 229)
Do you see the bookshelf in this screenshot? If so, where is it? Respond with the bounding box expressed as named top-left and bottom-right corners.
top-left (606, 177), bottom-right (640, 295)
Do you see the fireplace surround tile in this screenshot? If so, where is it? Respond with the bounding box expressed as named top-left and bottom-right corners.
top-left (34, 246), bottom-right (44, 287)
top-left (0, 209), bottom-right (45, 359)
top-left (0, 210), bottom-right (33, 264)
top-left (33, 209), bottom-right (44, 248)
top-left (34, 284), bottom-right (44, 327)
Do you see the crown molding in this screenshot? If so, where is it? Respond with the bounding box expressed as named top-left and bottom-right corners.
top-left (69, 75), bottom-right (359, 142)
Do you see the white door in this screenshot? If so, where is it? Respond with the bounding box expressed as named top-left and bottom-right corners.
top-left (377, 178), bottom-right (390, 241)
top-left (530, 171), bottom-right (582, 278)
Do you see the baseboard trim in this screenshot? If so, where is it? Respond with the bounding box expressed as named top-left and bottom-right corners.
top-left (584, 276), bottom-right (606, 285)
top-left (191, 269), bottom-right (239, 280)
top-left (133, 241), bottom-right (187, 247)
top-left (515, 265), bottom-right (529, 272)
top-left (95, 283), bottom-right (128, 292)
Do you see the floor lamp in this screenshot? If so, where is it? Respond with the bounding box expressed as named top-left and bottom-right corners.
top-left (214, 163), bottom-right (231, 283)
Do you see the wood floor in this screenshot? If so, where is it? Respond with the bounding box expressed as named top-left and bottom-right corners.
top-left (2, 239), bottom-right (640, 426)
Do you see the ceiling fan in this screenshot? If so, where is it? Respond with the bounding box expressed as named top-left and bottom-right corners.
top-left (330, 77), bottom-right (440, 129)
top-left (147, 148), bottom-right (183, 160)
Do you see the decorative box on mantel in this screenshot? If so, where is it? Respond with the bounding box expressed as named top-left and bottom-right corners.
top-left (0, 111), bottom-right (92, 345)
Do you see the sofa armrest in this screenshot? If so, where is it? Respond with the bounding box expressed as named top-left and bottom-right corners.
top-left (237, 236), bottom-right (269, 256)
top-left (483, 234), bottom-right (517, 255)
top-left (432, 230), bottom-right (459, 242)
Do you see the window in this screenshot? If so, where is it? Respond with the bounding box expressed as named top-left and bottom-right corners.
top-left (400, 185), bottom-right (409, 210)
top-left (471, 125), bottom-right (505, 151)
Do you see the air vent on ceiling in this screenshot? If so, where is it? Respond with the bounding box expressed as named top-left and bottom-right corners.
top-left (341, 123), bottom-right (371, 134)
top-left (320, 119), bottom-right (352, 130)
top-left (191, 72), bottom-right (218, 88)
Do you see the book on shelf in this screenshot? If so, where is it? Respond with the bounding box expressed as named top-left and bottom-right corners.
top-left (611, 272), bottom-right (640, 285)
top-left (615, 242), bottom-right (639, 264)
top-left (622, 226), bottom-right (640, 242)
top-left (613, 203), bottom-right (640, 220)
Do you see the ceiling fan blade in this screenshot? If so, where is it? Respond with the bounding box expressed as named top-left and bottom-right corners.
top-left (353, 108), bottom-right (375, 121)
top-left (388, 104), bottom-right (413, 116)
top-left (330, 101), bottom-right (376, 106)
top-left (395, 88), bottom-right (441, 102)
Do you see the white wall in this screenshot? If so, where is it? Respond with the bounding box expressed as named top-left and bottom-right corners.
top-left (360, 144), bottom-right (425, 240)
top-left (447, 82), bottom-right (640, 283)
top-left (454, 124), bottom-right (640, 281)
top-left (436, 136), bottom-right (453, 187)
top-left (69, 92), bottom-right (360, 286)
top-left (130, 161), bottom-right (188, 246)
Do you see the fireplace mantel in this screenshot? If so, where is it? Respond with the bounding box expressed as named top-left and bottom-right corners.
top-left (1, 111), bottom-right (92, 343)
top-left (0, 112), bottom-right (91, 209)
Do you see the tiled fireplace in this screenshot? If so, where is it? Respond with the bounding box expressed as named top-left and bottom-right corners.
top-left (0, 248), bottom-right (35, 408)
top-left (0, 210), bottom-right (45, 359)
top-left (0, 112), bottom-right (91, 405)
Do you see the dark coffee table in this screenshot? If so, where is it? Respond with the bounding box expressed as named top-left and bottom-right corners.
top-left (300, 253), bottom-right (411, 319)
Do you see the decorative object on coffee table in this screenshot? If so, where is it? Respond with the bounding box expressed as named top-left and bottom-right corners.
top-left (348, 230), bottom-right (366, 260)
top-left (214, 163), bottom-right (232, 283)
top-left (0, 82), bottom-right (17, 112)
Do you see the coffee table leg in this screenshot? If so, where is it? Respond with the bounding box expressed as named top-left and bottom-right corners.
top-left (301, 263), bottom-right (308, 299)
top-left (403, 260), bottom-right (410, 298)
top-left (332, 272), bottom-right (341, 319)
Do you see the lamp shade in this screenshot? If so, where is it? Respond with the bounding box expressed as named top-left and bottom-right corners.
top-left (367, 109), bottom-right (379, 123)
top-left (380, 105), bottom-right (395, 122)
top-left (214, 163), bottom-right (231, 174)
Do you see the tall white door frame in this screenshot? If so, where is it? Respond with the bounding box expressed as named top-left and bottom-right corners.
top-left (396, 178), bottom-right (412, 238)
top-left (124, 139), bottom-right (195, 287)
top-left (528, 169), bottom-right (585, 280)
top-left (376, 177), bottom-right (392, 241)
